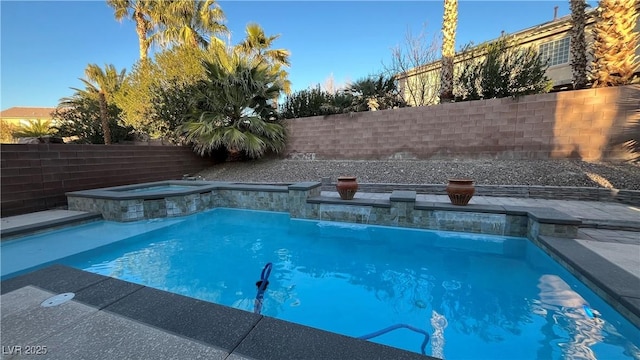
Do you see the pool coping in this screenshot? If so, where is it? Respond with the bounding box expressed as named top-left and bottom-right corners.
top-left (65, 180), bottom-right (295, 200)
top-left (532, 235), bottom-right (640, 328)
top-left (309, 192), bottom-right (582, 226)
top-left (0, 212), bottom-right (103, 240)
top-left (322, 182), bottom-right (640, 206)
top-left (0, 265), bottom-right (437, 360)
top-left (66, 182), bottom-right (582, 241)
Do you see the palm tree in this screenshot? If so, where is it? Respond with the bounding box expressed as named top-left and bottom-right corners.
top-left (11, 120), bottom-right (55, 138)
top-left (344, 74), bottom-right (406, 112)
top-left (439, 0), bottom-right (458, 103)
top-left (107, 0), bottom-right (227, 61)
top-left (235, 23), bottom-right (291, 94)
top-left (64, 64), bottom-right (127, 144)
top-left (570, 0), bottom-right (589, 89)
top-left (591, 0), bottom-right (639, 87)
top-left (181, 46), bottom-right (286, 159)
top-left (156, 0), bottom-right (228, 49)
top-left (107, 0), bottom-right (157, 61)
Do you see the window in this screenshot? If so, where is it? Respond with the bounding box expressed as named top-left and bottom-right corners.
top-left (539, 37), bottom-right (570, 66)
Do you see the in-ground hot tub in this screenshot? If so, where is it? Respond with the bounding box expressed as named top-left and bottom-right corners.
top-left (66, 180), bottom-right (222, 221)
top-left (66, 180), bottom-right (311, 222)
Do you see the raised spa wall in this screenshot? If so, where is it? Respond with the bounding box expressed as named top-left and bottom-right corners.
top-left (66, 180), bottom-right (581, 240)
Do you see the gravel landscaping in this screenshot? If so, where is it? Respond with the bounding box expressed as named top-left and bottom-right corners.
top-left (197, 158), bottom-right (640, 190)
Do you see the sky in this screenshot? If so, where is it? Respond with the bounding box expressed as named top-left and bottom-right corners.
top-left (0, 0), bottom-right (597, 110)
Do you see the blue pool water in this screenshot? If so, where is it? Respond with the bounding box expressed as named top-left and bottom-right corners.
top-left (2, 208), bottom-right (639, 359)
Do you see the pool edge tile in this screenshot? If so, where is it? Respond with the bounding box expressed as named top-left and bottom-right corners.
top-left (102, 285), bottom-right (262, 352)
top-left (0, 264), bottom-right (108, 295)
top-left (74, 277), bottom-right (145, 310)
top-left (0, 213), bottom-right (103, 239)
top-left (233, 316), bottom-right (438, 360)
top-left (536, 235), bottom-right (640, 328)
top-left (1, 265), bottom-right (442, 360)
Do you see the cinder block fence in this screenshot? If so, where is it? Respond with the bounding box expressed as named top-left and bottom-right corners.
top-left (285, 85), bottom-right (638, 161)
top-left (2, 85), bottom-right (637, 217)
top-left (1, 144), bottom-right (214, 217)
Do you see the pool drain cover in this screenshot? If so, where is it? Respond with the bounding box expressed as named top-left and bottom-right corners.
top-left (41, 293), bottom-right (75, 307)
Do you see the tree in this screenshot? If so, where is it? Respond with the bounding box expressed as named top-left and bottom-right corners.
top-left (591, 0), bottom-right (639, 87)
top-left (439, 0), bottom-right (458, 103)
top-left (148, 79), bottom-right (203, 143)
top-left (115, 46), bottom-right (210, 137)
top-left (384, 24), bottom-right (441, 106)
top-left (53, 98), bottom-right (134, 144)
top-left (71, 64), bottom-right (127, 144)
top-left (11, 120), bottom-right (55, 138)
top-left (236, 23), bottom-right (291, 94)
top-left (323, 73), bottom-right (337, 95)
top-left (155, 0), bottom-right (228, 49)
top-left (279, 86), bottom-right (352, 119)
top-left (0, 121), bottom-right (16, 143)
top-left (181, 46), bottom-right (287, 159)
top-left (611, 84), bottom-right (640, 162)
top-left (454, 37), bottom-right (552, 101)
top-left (344, 74), bottom-right (407, 112)
top-left (570, 0), bottom-right (590, 89)
top-left (107, 0), bottom-right (228, 61)
top-left (108, 0), bottom-right (157, 61)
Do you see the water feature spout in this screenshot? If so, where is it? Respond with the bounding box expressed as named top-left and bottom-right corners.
top-left (318, 204), bottom-right (371, 224)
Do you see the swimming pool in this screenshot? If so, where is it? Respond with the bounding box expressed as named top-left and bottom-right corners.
top-left (2, 208), bottom-right (638, 359)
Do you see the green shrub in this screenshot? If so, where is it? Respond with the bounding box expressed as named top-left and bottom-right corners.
top-left (280, 86), bottom-right (345, 119)
top-left (454, 37), bottom-right (552, 101)
top-left (52, 98), bottom-right (134, 144)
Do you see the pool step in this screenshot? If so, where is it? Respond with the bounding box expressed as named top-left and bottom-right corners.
top-left (1, 211), bottom-right (102, 240)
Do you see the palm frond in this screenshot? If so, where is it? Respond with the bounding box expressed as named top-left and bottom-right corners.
top-left (182, 44), bottom-right (288, 158)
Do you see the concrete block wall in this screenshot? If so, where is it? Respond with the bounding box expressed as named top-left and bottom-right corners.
top-left (1, 144), bottom-right (214, 217)
top-left (285, 85), bottom-right (638, 161)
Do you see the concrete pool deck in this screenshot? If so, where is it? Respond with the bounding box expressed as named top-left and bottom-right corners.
top-left (1, 269), bottom-right (432, 360)
top-left (0, 194), bottom-right (639, 359)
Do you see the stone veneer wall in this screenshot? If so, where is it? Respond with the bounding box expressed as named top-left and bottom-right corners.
top-left (67, 183), bottom-right (322, 222)
top-left (302, 192), bottom-right (577, 239)
top-left (67, 183), bottom-right (580, 240)
top-left (215, 190), bottom-right (289, 212)
top-left (1, 144), bottom-right (214, 217)
top-left (285, 85), bottom-right (639, 161)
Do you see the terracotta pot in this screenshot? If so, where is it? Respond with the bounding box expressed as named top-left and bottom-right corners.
top-left (446, 179), bottom-right (475, 206)
top-left (336, 176), bottom-right (358, 200)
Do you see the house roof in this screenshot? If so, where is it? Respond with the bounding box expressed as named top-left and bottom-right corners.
top-left (0, 107), bottom-right (56, 119)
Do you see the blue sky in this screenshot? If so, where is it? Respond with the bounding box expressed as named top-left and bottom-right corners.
top-left (1, 1), bottom-right (595, 109)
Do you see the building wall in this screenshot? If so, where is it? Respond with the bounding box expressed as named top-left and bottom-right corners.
top-left (0, 144), bottom-right (215, 217)
top-left (285, 85), bottom-right (638, 161)
top-left (1, 117), bottom-right (52, 127)
top-left (400, 5), bottom-right (640, 106)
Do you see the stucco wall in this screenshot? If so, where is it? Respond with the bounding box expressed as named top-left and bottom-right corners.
top-left (285, 85), bottom-right (639, 161)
